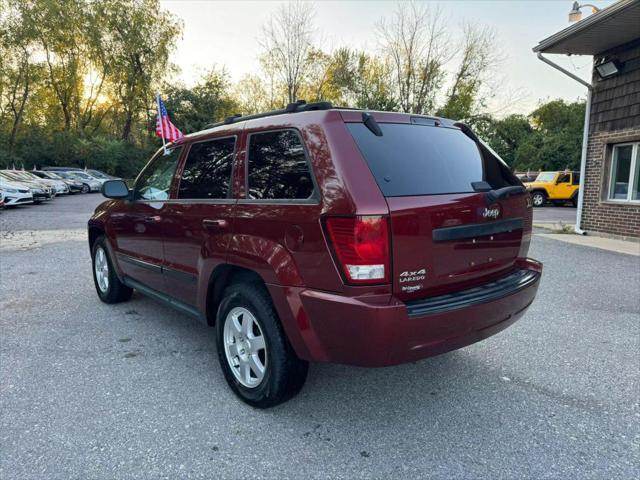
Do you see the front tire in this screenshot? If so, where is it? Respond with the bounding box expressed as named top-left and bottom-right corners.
top-left (531, 191), bottom-right (546, 207)
top-left (216, 282), bottom-right (308, 408)
top-left (91, 236), bottom-right (133, 303)
top-left (81, 183), bottom-right (90, 193)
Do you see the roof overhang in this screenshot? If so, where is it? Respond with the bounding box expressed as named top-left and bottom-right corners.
top-left (533, 0), bottom-right (640, 55)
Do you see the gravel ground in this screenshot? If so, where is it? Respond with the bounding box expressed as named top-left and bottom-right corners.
top-left (1, 194), bottom-right (639, 479)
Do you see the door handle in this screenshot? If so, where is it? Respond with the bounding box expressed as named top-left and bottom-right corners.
top-left (202, 219), bottom-right (229, 230)
top-left (145, 215), bottom-right (162, 223)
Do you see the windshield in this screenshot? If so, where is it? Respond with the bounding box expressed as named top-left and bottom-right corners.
top-left (16, 172), bottom-right (38, 180)
top-left (88, 170), bottom-right (109, 179)
top-left (2, 171), bottom-right (27, 182)
top-left (535, 172), bottom-right (556, 183)
top-left (347, 123), bottom-right (519, 197)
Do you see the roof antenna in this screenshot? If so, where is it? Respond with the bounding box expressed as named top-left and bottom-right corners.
top-left (362, 112), bottom-right (383, 136)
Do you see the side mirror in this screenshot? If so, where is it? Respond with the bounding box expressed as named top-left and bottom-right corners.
top-left (102, 179), bottom-right (129, 199)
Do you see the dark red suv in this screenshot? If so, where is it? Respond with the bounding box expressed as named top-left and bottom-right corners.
top-left (89, 102), bottom-right (542, 407)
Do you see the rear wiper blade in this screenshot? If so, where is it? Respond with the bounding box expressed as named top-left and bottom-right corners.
top-left (472, 182), bottom-right (526, 206)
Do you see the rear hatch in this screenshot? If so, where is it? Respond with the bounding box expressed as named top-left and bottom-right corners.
top-left (345, 115), bottom-right (531, 302)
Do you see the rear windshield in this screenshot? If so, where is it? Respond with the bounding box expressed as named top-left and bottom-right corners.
top-left (346, 123), bottom-right (519, 197)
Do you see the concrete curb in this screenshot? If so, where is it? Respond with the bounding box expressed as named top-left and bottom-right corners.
top-left (535, 232), bottom-right (640, 256)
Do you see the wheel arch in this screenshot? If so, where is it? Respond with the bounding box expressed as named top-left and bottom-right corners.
top-left (204, 264), bottom-right (266, 326)
top-left (88, 225), bottom-right (104, 250)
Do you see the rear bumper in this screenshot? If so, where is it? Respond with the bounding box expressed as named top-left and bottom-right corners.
top-left (269, 259), bottom-right (542, 367)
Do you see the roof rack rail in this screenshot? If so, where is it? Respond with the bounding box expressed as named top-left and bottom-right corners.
top-left (203, 100), bottom-right (333, 130)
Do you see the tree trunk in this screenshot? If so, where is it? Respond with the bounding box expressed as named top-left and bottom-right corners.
top-left (122, 109), bottom-right (133, 142)
top-left (8, 63), bottom-right (30, 152)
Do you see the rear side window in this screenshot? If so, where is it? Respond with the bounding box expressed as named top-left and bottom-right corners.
top-left (179, 137), bottom-right (236, 199)
top-left (347, 123), bottom-right (519, 197)
top-left (247, 130), bottom-right (314, 200)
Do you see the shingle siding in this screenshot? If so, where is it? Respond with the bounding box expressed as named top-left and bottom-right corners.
top-left (589, 39), bottom-right (640, 133)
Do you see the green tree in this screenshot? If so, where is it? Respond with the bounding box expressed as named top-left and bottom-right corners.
top-left (514, 99), bottom-right (585, 170)
top-left (96, 0), bottom-right (182, 141)
top-left (163, 69), bottom-right (239, 133)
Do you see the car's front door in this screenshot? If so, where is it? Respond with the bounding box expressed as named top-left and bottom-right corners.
top-left (111, 146), bottom-right (182, 292)
top-left (552, 172), bottom-right (573, 199)
top-left (162, 136), bottom-right (237, 307)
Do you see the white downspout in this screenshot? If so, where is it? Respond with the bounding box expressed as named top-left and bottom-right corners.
top-left (536, 52), bottom-right (592, 235)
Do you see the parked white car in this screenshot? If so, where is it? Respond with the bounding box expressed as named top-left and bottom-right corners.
top-left (0, 170), bottom-right (54, 201)
top-left (0, 179), bottom-right (34, 206)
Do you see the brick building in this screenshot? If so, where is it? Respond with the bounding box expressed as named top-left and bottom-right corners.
top-left (534, 0), bottom-right (640, 239)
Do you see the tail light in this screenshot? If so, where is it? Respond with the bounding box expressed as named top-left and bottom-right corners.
top-left (324, 215), bottom-right (390, 285)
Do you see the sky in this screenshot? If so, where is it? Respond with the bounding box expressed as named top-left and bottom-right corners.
top-left (159, 0), bottom-right (615, 116)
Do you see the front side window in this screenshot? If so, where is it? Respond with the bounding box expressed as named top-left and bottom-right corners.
top-left (179, 137), bottom-right (236, 199)
top-left (557, 173), bottom-right (570, 183)
top-left (247, 130), bottom-right (314, 200)
top-left (134, 147), bottom-right (182, 201)
top-left (608, 143), bottom-right (640, 202)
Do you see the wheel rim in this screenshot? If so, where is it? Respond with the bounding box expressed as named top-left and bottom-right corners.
top-left (83, 185), bottom-right (89, 193)
top-left (533, 194), bottom-right (543, 206)
top-left (223, 307), bottom-right (267, 388)
top-left (94, 247), bottom-right (109, 293)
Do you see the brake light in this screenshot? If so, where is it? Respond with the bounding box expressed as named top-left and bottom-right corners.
top-left (324, 216), bottom-right (390, 285)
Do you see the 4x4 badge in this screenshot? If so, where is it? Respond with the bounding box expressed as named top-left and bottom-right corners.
top-left (399, 269), bottom-right (427, 283)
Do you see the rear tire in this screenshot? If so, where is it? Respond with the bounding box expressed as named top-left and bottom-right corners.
top-left (531, 191), bottom-right (546, 207)
top-left (216, 282), bottom-right (308, 408)
top-left (91, 236), bottom-right (133, 303)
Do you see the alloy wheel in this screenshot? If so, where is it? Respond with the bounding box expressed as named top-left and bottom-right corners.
top-left (532, 193), bottom-right (544, 207)
top-left (94, 247), bottom-right (109, 293)
top-left (223, 307), bottom-right (267, 388)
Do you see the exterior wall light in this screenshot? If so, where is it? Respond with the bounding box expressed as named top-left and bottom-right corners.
top-left (595, 58), bottom-right (623, 79)
top-left (568, 2), bottom-right (601, 22)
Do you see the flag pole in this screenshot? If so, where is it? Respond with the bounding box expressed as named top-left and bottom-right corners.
top-left (156, 92), bottom-right (168, 156)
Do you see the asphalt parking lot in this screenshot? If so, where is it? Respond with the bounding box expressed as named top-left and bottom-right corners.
top-left (1, 195), bottom-right (639, 479)
top-left (532, 205), bottom-right (578, 226)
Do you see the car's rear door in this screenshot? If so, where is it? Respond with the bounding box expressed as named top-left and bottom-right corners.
top-left (161, 136), bottom-right (237, 307)
top-left (345, 117), bottom-right (531, 302)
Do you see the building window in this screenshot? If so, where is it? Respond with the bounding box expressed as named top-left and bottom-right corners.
top-left (608, 142), bottom-right (640, 203)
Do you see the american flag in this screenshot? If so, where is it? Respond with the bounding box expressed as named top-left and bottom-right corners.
top-left (155, 96), bottom-right (184, 143)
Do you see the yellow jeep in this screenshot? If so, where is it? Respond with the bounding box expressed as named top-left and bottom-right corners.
top-left (524, 171), bottom-right (580, 207)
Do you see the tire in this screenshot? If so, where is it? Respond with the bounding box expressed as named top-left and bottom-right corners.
top-left (216, 282), bottom-right (308, 408)
top-left (91, 236), bottom-right (133, 303)
top-left (571, 195), bottom-right (578, 207)
top-left (531, 191), bottom-right (546, 207)
top-left (81, 183), bottom-right (90, 193)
